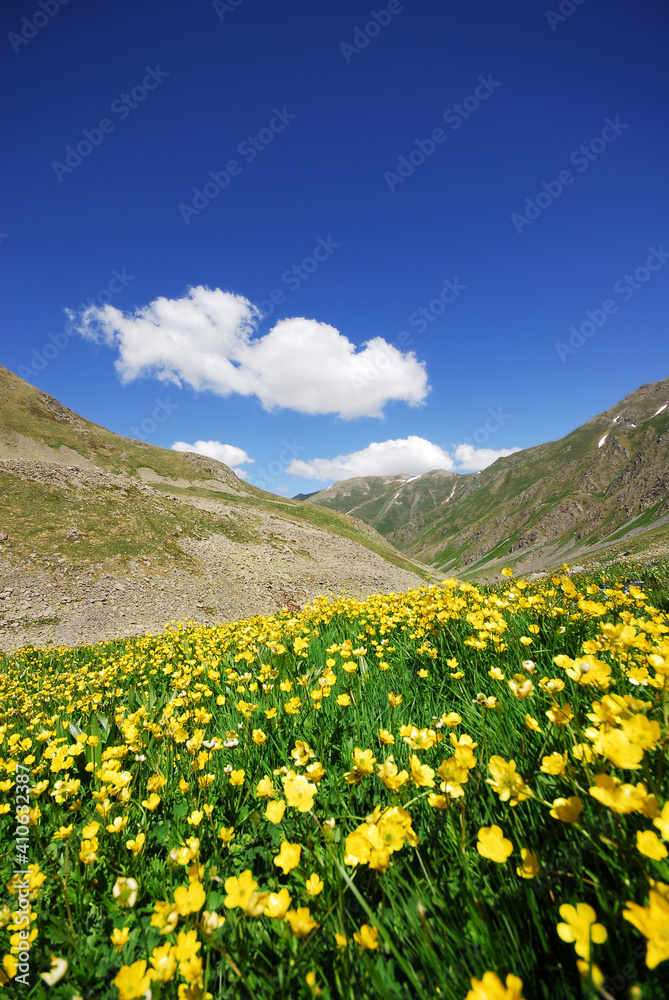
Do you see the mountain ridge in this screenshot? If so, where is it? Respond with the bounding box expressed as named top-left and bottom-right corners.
top-left (298, 377), bottom-right (669, 577)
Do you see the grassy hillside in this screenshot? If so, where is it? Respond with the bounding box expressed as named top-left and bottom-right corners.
top-left (0, 365), bottom-right (430, 580)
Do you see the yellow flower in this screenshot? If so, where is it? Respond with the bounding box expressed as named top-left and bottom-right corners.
top-left (509, 674), bottom-right (534, 698)
top-left (218, 825), bottom-right (235, 845)
top-left (79, 838), bottom-right (98, 865)
top-left (589, 774), bottom-right (649, 814)
top-left (540, 752), bottom-right (568, 776)
top-left (335, 932), bottom-right (348, 948)
top-left (465, 972), bottom-right (525, 1000)
top-left (107, 816), bottom-right (129, 834)
top-left (442, 712), bottom-right (462, 727)
top-left (274, 840), bottom-right (301, 874)
top-left (224, 870), bottom-right (257, 910)
top-left (256, 775), bottom-right (275, 799)
top-left (149, 941), bottom-right (178, 983)
top-left (354, 924), bottom-right (379, 949)
top-left (113, 877), bottom-right (138, 909)
top-left (344, 748), bottom-right (377, 784)
top-left (388, 691), bottom-right (402, 707)
top-left (305, 761), bottom-right (325, 782)
top-left (252, 729), bottom-right (267, 745)
top-left (142, 793), bottom-right (161, 811)
top-left (174, 881), bottom-right (206, 916)
top-left (376, 757), bottom-right (410, 791)
top-left (151, 901), bottom-right (179, 935)
top-left (546, 703), bottom-right (573, 726)
top-left (266, 799), bottom-right (286, 823)
top-left (477, 825), bottom-right (513, 863)
top-left (623, 884), bottom-right (669, 968)
top-left (620, 714), bottom-right (661, 750)
top-left (516, 849), bottom-right (539, 879)
top-left (111, 926), bottom-right (130, 952)
top-left (550, 797), bottom-right (583, 823)
top-left (653, 802), bottom-right (669, 840)
top-left (229, 769), bottom-right (245, 787)
top-left (173, 928), bottom-right (201, 963)
top-left (337, 694), bottom-right (351, 707)
top-left (596, 729), bottom-right (644, 770)
top-left (409, 754), bottom-right (435, 788)
top-left (285, 906), bottom-right (319, 938)
top-left (486, 756), bottom-right (532, 806)
top-left (501, 567), bottom-right (513, 577)
top-left (557, 903), bottom-right (607, 961)
top-left (53, 824), bottom-right (74, 840)
top-left (200, 910), bottom-right (225, 936)
top-left (637, 830), bottom-right (668, 861)
top-left (401, 726), bottom-right (438, 751)
top-left (122, 832), bottom-right (144, 855)
top-left (305, 873), bottom-right (324, 896)
top-left (114, 960), bottom-right (153, 1000)
top-left (379, 728), bottom-right (395, 744)
top-left (40, 955), bottom-right (68, 986)
top-left (525, 714), bottom-right (542, 732)
top-left (284, 774), bottom-right (317, 812)
top-left (263, 888), bottom-right (292, 919)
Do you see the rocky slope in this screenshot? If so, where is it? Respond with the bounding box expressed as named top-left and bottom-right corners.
top-left (0, 366), bottom-right (432, 651)
top-left (299, 377), bottom-right (669, 578)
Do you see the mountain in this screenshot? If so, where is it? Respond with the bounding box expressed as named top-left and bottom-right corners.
top-left (0, 366), bottom-right (432, 651)
top-left (299, 377), bottom-right (669, 578)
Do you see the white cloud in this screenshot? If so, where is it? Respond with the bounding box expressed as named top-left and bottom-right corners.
top-left (453, 443), bottom-right (521, 472)
top-left (286, 436), bottom-right (521, 482)
top-left (76, 285), bottom-right (428, 419)
top-left (171, 439), bottom-right (254, 479)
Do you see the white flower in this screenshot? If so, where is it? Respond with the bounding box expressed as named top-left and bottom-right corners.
top-left (112, 876), bottom-right (138, 908)
top-left (41, 955), bottom-right (68, 986)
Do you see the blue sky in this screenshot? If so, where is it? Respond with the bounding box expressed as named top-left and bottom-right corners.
top-left (2, 0), bottom-right (668, 495)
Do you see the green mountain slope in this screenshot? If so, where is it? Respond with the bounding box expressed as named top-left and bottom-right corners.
top-left (299, 377), bottom-right (669, 577)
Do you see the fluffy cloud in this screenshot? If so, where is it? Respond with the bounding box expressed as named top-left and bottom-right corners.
top-left (76, 285), bottom-right (428, 419)
top-left (171, 439), bottom-right (254, 479)
top-left (286, 436), bottom-right (521, 482)
top-left (453, 443), bottom-right (520, 472)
